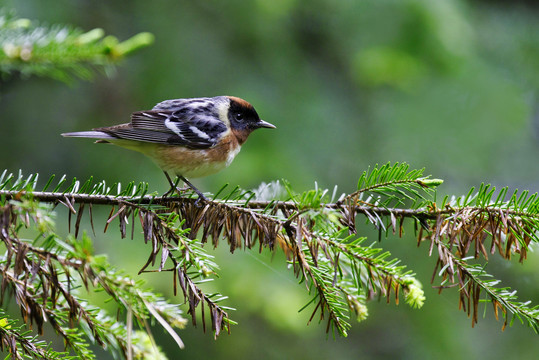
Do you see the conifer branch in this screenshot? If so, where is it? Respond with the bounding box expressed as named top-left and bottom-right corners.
top-left (1, 162), bottom-right (538, 358)
top-left (0, 309), bottom-right (69, 359)
top-left (0, 197), bottom-right (186, 359)
top-left (0, 11), bottom-right (153, 82)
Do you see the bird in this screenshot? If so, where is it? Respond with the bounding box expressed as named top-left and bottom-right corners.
top-left (62, 96), bottom-right (276, 200)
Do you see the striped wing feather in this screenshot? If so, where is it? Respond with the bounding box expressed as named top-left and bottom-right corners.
top-left (96, 109), bottom-right (227, 149)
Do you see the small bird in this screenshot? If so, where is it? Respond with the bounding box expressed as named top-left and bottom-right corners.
top-left (62, 96), bottom-right (275, 200)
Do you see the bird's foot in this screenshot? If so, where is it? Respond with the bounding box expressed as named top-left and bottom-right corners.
top-left (162, 171), bottom-right (208, 205)
top-left (162, 185), bottom-right (191, 198)
top-left (193, 192), bottom-right (208, 206)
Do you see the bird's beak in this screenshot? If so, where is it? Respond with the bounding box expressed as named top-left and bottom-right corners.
top-left (257, 119), bottom-right (276, 129)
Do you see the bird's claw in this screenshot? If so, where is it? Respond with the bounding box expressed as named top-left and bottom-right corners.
top-left (193, 191), bottom-right (208, 206)
top-left (162, 186), bottom-right (189, 198)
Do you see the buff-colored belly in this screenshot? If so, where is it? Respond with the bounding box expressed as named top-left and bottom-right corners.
top-left (109, 134), bottom-right (241, 178)
top-left (151, 144), bottom-right (241, 178)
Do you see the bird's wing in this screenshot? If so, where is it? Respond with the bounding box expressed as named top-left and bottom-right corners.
top-left (96, 109), bottom-right (227, 149)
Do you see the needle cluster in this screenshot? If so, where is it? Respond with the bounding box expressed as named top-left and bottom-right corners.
top-left (0, 163), bottom-right (537, 358)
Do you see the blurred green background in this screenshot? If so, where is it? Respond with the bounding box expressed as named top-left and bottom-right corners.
top-left (2, 0), bottom-right (539, 358)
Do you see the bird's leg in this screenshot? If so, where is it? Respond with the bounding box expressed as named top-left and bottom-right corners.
top-left (162, 171), bottom-right (207, 202)
top-left (178, 175), bottom-right (208, 202)
top-left (162, 171), bottom-right (186, 197)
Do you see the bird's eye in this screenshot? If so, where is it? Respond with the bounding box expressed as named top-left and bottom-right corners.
top-left (235, 113), bottom-right (244, 121)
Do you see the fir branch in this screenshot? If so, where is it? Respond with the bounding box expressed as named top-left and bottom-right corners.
top-left (0, 266), bottom-right (96, 359)
top-left (429, 232), bottom-right (539, 332)
top-left (1, 163), bottom-right (539, 351)
top-left (340, 162), bottom-right (442, 209)
top-left (133, 207), bottom-right (232, 338)
top-left (0, 12), bottom-right (153, 82)
top-left (0, 310), bottom-right (72, 359)
top-left (0, 198), bottom-right (188, 359)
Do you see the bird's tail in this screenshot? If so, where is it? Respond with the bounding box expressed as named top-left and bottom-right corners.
top-left (61, 131), bottom-right (116, 140)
